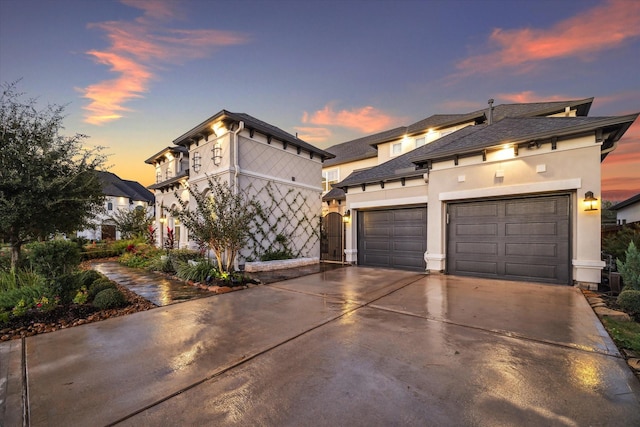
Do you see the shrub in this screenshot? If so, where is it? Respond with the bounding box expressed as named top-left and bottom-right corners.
top-left (93, 288), bottom-right (126, 309)
top-left (77, 270), bottom-right (103, 288)
top-left (148, 255), bottom-right (176, 274)
top-left (27, 239), bottom-right (81, 278)
top-left (0, 285), bottom-right (45, 311)
top-left (617, 289), bottom-right (640, 315)
top-left (88, 279), bottom-right (117, 300)
top-left (617, 241), bottom-right (640, 291)
top-left (170, 249), bottom-right (201, 263)
top-left (0, 269), bottom-right (45, 292)
top-left (45, 274), bottom-right (81, 305)
top-left (175, 259), bottom-right (215, 283)
top-left (73, 286), bottom-right (89, 304)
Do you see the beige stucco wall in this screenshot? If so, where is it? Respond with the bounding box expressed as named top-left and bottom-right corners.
top-left (343, 133), bottom-right (604, 286)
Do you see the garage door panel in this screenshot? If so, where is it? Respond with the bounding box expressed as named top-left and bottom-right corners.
top-left (456, 203), bottom-right (498, 217)
top-left (358, 207), bottom-right (426, 271)
top-left (505, 243), bottom-right (558, 257)
top-left (394, 225), bottom-right (426, 237)
top-left (456, 242), bottom-right (498, 255)
top-left (448, 195), bottom-right (570, 285)
top-left (505, 222), bottom-right (559, 236)
top-left (362, 240), bottom-right (390, 251)
top-left (456, 260), bottom-right (498, 274)
top-left (456, 223), bottom-right (498, 236)
top-left (505, 263), bottom-right (558, 279)
top-left (393, 240), bottom-right (425, 252)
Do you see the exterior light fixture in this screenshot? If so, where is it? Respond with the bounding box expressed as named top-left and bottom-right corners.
top-left (159, 216), bottom-right (167, 224)
top-left (212, 143), bottom-right (222, 166)
top-left (583, 191), bottom-right (598, 211)
top-left (192, 152), bottom-right (201, 172)
top-left (343, 209), bottom-right (351, 223)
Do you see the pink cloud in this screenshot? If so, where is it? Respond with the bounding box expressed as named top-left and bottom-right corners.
top-left (456, 0), bottom-right (640, 75)
top-left (496, 91), bottom-right (570, 104)
top-left (294, 126), bottom-right (333, 143)
top-left (303, 104), bottom-right (402, 133)
top-left (82, 1), bottom-right (249, 125)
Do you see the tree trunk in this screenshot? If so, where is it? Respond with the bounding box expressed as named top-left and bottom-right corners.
top-left (10, 240), bottom-right (21, 270)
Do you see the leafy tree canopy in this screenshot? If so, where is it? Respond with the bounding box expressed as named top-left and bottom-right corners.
top-left (0, 81), bottom-right (107, 268)
top-left (171, 175), bottom-right (259, 273)
top-left (110, 207), bottom-right (153, 240)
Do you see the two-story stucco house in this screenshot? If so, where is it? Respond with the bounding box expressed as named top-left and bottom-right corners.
top-left (77, 171), bottom-right (155, 241)
top-left (323, 98), bottom-right (637, 289)
top-left (146, 110), bottom-right (333, 266)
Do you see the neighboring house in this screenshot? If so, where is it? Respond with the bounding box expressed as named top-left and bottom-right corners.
top-left (146, 110), bottom-right (333, 265)
top-left (77, 171), bottom-right (155, 241)
top-left (325, 98), bottom-right (637, 289)
top-left (611, 193), bottom-right (640, 225)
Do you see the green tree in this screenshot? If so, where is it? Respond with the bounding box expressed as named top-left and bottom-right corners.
top-left (0, 81), bottom-right (106, 268)
top-left (171, 175), bottom-right (259, 273)
top-left (110, 207), bottom-right (153, 239)
top-left (617, 241), bottom-right (640, 291)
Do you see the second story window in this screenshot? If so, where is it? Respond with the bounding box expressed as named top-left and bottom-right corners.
top-left (156, 170), bottom-right (161, 183)
top-left (415, 137), bottom-right (425, 148)
top-left (322, 169), bottom-right (339, 193)
top-left (107, 201), bottom-right (113, 211)
top-left (391, 142), bottom-right (402, 156)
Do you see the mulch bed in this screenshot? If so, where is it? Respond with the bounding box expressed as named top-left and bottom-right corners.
top-left (0, 284), bottom-right (156, 341)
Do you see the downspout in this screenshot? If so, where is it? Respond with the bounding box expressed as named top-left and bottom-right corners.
top-left (232, 120), bottom-right (244, 271)
top-left (233, 121), bottom-right (245, 193)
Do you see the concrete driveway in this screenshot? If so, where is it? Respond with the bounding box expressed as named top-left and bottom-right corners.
top-left (1, 267), bottom-right (639, 426)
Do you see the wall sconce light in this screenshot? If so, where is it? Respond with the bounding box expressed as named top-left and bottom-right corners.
top-left (343, 209), bottom-right (351, 223)
top-left (212, 143), bottom-right (222, 166)
top-left (583, 191), bottom-right (598, 211)
top-left (159, 216), bottom-right (167, 224)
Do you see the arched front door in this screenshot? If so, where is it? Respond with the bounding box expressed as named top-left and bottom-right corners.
top-left (321, 212), bottom-right (344, 262)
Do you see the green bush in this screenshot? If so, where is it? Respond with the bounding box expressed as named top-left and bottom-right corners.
top-left (0, 285), bottom-right (45, 311)
top-left (93, 288), bottom-right (126, 310)
top-left (27, 239), bottom-right (81, 278)
top-left (45, 274), bottom-right (81, 305)
top-left (617, 241), bottom-right (640, 291)
top-left (617, 289), bottom-right (640, 315)
top-left (170, 249), bottom-right (201, 263)
top-left (77, 270), bottom-right (104, 288)
top-left (0, 268), bottom-right (45, 292)
top-left (176, 259), bottom-right (215, 282)
top-left (88, 279), bottom-right (117, 300)
top-left (80, 249), bottom-right (121, 260)
top-left (148, 255), bottom-right (176, 274)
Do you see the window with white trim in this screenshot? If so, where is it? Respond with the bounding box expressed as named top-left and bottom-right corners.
top-left (322, 168), bottom-right (339, 193)
top-left (391, 142), bottom-right (402, 156)
top-left (415, 137), bottom-right (425, 148)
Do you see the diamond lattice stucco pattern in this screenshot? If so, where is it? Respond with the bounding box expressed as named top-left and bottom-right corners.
top-left (239, 137), bottom-right (320, 187)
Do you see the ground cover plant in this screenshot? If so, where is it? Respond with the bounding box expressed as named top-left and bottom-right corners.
top-left (0, 239), bottom-right (155, 340)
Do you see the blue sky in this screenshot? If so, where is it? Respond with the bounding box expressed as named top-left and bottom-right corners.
top-left (1, 0), bottom-right (639, 200)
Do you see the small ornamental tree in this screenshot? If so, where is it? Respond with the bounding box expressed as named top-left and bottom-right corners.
top-left (171, 175), bottom-right (259, 273)
top-left (617, 241), bottom-right (640, 291)
top-left (110, 207), bottom-right (153, 240)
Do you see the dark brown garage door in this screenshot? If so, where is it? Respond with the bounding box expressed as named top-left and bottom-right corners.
top-left (358, 206), bottom-right (427, 271)
top-left (447, 195), bottom-right (570, 284)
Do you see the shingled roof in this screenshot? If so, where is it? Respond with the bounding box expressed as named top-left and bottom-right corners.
top-left (336, 114), bottom-right (638, 188)
top-left (97, 171), bottom-right (154, 203)
top-left (172, 110), bottom-right (334, 162)
top-left (323, 98), bottom-right (594, 167)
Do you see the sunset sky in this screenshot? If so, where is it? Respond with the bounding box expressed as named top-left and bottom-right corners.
top-left (1, 0), bottom-right (639, 201)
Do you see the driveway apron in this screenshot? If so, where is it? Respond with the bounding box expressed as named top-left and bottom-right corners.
top-left (1, 267), bottom-right (639, 426)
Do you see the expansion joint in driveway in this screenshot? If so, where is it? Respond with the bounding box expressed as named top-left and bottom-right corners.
top-left (107, 274), bottom-right (425, 426)
top-left (370, 304), bottom-right (623, 359)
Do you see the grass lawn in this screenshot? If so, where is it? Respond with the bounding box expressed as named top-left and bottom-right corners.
top-left (602, 317), bottom-right (640, 352)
